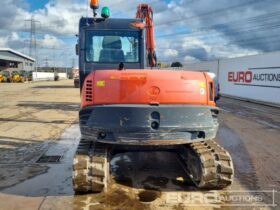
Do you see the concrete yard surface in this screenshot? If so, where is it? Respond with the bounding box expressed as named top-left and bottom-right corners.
top-left (0, 80), bottom-right (80, 189)
top-left (0, 80), bottom-right (279, 210)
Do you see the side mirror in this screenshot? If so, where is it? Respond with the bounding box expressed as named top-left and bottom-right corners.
top-left (75, 43), bottom-right (79, 56)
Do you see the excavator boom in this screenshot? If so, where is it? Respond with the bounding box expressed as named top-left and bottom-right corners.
top-left (136, 4), bottom-right (157, 67)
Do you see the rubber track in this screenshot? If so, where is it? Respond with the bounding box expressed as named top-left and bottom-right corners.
top-left (72, 141), bottom-right (108, 193)
top-left (184, 140), bottom-right (234, 189)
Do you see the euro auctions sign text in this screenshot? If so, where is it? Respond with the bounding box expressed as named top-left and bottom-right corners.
top-left (228, 67), bottom-right (280, 88)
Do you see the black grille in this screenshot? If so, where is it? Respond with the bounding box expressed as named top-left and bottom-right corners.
top-left (85, 80), bottom-right (93, 102)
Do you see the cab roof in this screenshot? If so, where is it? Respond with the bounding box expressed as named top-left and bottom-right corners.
top-left (79, 18), bottom-right (142, 31)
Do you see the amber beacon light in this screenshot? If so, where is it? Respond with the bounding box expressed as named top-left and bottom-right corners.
top-left (90, 0), bottom-right (99, 10)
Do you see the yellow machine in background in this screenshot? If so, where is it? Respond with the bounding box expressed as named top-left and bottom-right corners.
top-left (11, 70), bottom-right (28, 82)
top-left (0, 71), bottom-right (11, 82)
top-left (11, 71), bottom-right (21, 82)
top-left (0, 70), bottom-right (31, 83)
top-left (0, 73), bottom-right (3, 82)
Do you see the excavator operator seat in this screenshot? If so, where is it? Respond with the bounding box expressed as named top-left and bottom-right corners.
top-left (99, 36), bottom-right (125, 62)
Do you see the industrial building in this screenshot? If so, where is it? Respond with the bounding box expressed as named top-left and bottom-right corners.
top-left (0, 48), bottom-right (35, 72)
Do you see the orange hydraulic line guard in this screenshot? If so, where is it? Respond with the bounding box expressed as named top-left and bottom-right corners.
top-left (136, 4), bottom-right (157, 67)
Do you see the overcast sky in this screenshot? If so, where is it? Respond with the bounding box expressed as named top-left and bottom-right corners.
top-left (0, 0), bottom-right (279, 67)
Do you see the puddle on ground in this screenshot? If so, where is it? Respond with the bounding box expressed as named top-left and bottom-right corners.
top-left (138, 190), bottom-right (161, 203)
top-left (2, 124), bottom-right (80, 196)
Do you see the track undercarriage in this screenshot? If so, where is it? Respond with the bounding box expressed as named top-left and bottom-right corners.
top-left (73, 140), bottom-right (109, 193)
top-left (72, 139), bottom-right (234, 193)
top-left (179, 140), bottom-right (234, 189)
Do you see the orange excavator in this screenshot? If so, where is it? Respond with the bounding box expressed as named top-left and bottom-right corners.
top-left (72, 0), bottom-right (234, 193)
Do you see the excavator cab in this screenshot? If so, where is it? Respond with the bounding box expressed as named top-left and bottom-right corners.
top-left (78, 18), bottom-right (145, 88)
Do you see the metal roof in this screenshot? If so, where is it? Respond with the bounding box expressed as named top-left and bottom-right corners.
top-left (0, 48), bottom-right (35, 62)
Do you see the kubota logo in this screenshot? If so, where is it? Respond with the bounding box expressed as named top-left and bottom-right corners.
top-left (228, 71), bottom-right (252, 83)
